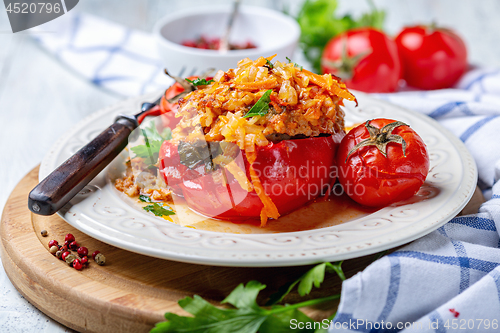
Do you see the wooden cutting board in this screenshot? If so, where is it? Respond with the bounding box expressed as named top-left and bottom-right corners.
top-left (0, 166), bottom-right (484, 333)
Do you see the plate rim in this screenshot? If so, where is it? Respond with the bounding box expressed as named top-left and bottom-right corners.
top-left (39, 91), bottom-right (478, 267)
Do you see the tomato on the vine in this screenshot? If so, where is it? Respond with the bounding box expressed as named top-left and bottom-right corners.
top-left (321, 28), bottom-right (402, 93)
top-left (395, 26), bottom-right (467, 90)
top-left (337, 119), bottom-right (429, 207)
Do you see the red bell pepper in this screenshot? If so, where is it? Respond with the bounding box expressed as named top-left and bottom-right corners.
top-left (158, 133), bottom-right (343, 224)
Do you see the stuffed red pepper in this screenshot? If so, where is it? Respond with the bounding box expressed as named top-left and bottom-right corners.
top-left (117, 56), bottom-right (356, 226)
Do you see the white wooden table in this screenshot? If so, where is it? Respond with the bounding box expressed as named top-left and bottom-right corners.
top-left (1, 0), bottom-right (500, 331)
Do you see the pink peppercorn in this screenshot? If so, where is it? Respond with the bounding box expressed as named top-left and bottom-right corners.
top-left (65, 233), bottom-right (75, 243)
top-left (73, 259), bottom-right (83, 270)
top-left (69, 241), bottom-right (79, 251)
top-left (61, 251), bottom-right (70, 261)
top-left (92, 251), bottom-right (101, 260)
top-left (77, 247), bottom-right (88, 258)
top-left (81, 256), bottom-right (89, 266)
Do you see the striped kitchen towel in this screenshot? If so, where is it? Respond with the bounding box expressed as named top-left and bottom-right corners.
top-left (32, 12), bottom-right (173, 96)
top-left (332, 70), bottom-right (500, 332)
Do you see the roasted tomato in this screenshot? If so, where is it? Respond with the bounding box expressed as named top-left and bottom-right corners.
top-left (395, 26), bottom-right (467, 90)
top-left (159, 134), bottom-right (343, 222)
top-left (337, 119), bottom-right (429, 207)
top-left (136, 76), bottom-right (197, 126)
top-left (321, 28), bottom-right (402, 93)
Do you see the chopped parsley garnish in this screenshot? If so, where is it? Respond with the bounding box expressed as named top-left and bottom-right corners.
top-left (139, 194), bottom-right (151, 203)
top-left (177, 140), bottom-right (222, 172)
top-left (243, 89), bottom-right (273, 118)
top-left (143, 203), bottom-right (175, 217)
top-left (265, 59), bottom-right (274, 69)
top-left (286, 57), bottom-right (304, 71)
top-left (185, 78), bottom-right (215, 86)
top-left (130, 121), bottom-right (172, 165)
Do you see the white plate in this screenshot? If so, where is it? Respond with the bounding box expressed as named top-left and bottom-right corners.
top-left (40, 92), bottom-right (477, 267)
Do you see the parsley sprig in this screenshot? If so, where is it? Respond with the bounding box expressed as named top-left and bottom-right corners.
top-left (143, 203), bottom-right (175, 217)
top-left (287, 57), bottom-right (304, 71)
top-left (266, 261), bottom-right (345, 306)
top-left (151, 261), bottom-right (345, 333)
top-left (186, 78), bottom-right (215, 86)
top-left (130, 121), bottom-right (172, 165)
top-left (243, 89), bottom-right (273, 118)
top-left (139, 195), bottom-right (175, 217)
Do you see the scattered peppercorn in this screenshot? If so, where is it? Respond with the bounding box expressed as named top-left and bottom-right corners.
top-left (77, 246), bottom-right (88, 258)
top-left (41, 230), bottom-right (48, 237)
top-left (49, 246), bottom-right (58, 255)
top-left (47, 233), bottom-right (105, 271)
top-left (73, 259), bottom-right (83, 270)
top-left (61, 251), bottom-right (71, 262)
top-left (65, 254), bottom-right (78, 266)
top-left (69, 241), bottom-right (79, 251)
top-left (92, 250), bottom-right (100, 260)
top-left (94, 253), bottom-right (106, 266)
top-left (65, 233), bottom-right (75, 243)
top-left (81, 256), bottom-right (89, 266)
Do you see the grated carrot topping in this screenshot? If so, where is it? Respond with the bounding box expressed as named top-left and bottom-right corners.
top-left (249, 165), bottom-right (280, 227)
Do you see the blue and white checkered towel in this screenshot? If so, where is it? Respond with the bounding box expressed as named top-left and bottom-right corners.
top-left (33, 13), bottom-right (173, 96)
top-left (33, 13), bottom-right (500, 333)
top-left (333, 71), bottom-right (500, 332)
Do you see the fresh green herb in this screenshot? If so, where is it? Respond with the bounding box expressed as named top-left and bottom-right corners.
top-left (177, 140), bottom-right (222, 173)
top-left (185, 78), bottom-right (215, 86)
top-left (143, 203), bottom-right (175, 217)
top-left (265, 59), bottom-right (274, 69)
top-left (130, 121), bottom-right (172, 165)
top-left (139, 195), bottom-right (151, 203)
top-left (243, 89), bottom-right (273, 118)
top-left (267, 261), bottom-right (345, 305)
top-left (296, 0), bottom-right (385, 73)
top-left (151, 262), bottom-right (345, 333)
top-left (151, 281), bottom-right (337, 333)
top-left (143, 121), bottom-right (172, 142)
top-left (329, 261), bottom-right (346, 281)
top-left (160, 127), bottom-right (172, 141)
top-left (286, 57), bottom-right (304, 71)
top-left (356, 0), bottom-right (386, 31)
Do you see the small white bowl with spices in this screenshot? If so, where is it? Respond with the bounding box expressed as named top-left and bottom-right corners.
top-left (153, 5), bottom-right (300, 76)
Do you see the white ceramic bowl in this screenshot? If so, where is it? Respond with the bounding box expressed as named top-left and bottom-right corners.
top-left (153, 5), bottom-right (300, 76)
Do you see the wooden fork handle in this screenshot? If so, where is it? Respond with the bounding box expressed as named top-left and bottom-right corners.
top-left (28, 117), bottom-right (136, 216)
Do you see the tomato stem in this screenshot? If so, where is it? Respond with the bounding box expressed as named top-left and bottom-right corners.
top-left (345, 120), bottom-right (408, 161)
top-left (321, 36), bottom-right (371, 81)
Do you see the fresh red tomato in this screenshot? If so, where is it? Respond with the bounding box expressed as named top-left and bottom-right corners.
top-left (137, 76), bottom-right (203, 129)
top-left (395, 26), bottom-right (467, 90)
top-left (337, 119), bottom-right (429, 207)
top-left (159, 134), bottom-right (343, 222)
top-left (321, 28), bottom-right (402, 93)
